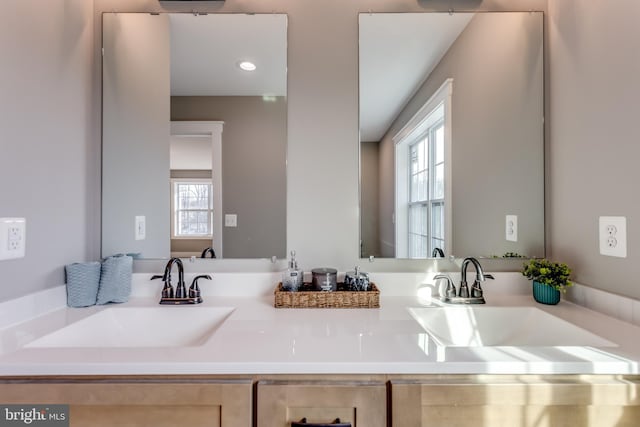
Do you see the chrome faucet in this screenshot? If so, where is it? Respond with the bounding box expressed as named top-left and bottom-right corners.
top-left (460, 257), bottom-right (484, 298)
top-left (434, 257), bottom-right (494, 304)
top-left (151, 257), bottom-right (211, 305)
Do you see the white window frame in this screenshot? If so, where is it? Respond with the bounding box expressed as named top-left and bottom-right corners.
top-left (407, 119), bottom-right (445, 258)
top-left (170, 121), bottom-right (223, 256)
top-left (170, 178), bottom-right (214, 239)
top-left (393, 79), bottom-right (453, 258)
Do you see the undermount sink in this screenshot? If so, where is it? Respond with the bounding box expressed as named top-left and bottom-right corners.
top-left (409, 306), bottom-right (615, 347)
top-left (26, 307), bottom-right (235, 348)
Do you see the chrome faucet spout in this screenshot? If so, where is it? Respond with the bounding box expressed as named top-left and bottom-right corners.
top-left (461, 257), bottom-right (494, 301)
top-left (434, 257), bottom-right (492, 304)
top-left (461, 257), bottom-right (485, 284)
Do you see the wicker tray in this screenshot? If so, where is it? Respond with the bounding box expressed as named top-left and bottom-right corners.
top-left (274, 282), bottom-right (380, 308)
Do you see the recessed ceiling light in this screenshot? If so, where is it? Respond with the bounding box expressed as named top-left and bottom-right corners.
top-left (238, 61), bottom-right (257, 71)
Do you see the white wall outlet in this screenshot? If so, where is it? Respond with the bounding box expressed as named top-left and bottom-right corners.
top-left (135, 215), bottom-right (146, 240)
top-left (225, 214), bottom-right (238, 227)
top-left (599, 216), bottom-right (626, 257)
top-left (506, 215), bottom-right (518, 242)
top-left (0, 218), bottom-right (26, 260)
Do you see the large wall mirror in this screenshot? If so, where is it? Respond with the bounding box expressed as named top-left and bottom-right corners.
top-left (102, 13), bottom-right (287, 260)
top-left (359, 12), bottom-right (544, 260)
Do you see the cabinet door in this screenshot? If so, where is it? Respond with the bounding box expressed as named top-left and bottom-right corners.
top-left (256, 380), bottom-right (386, 427)
top-left (390, 376), bottom-right (640, 427)
top-left (0, 378), bottom-right (252, 427)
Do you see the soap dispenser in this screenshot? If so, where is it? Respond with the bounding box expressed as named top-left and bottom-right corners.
top-left (282, 250), bottom-right (304, 291)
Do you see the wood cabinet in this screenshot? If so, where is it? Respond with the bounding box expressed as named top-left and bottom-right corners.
top-left (390, 375), bottom-right (640, 427)
top-left (0, 377), bottom-right (252, 427)
top-left (3, 374), bottom-right (640, 426)
top-left (256, 380), bottom-right (387, 427)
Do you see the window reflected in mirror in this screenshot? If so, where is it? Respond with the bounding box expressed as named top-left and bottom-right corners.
top-left (359, 12), bottom-right (544, 260)
top-left (102, 13), bottom-right (287, 260)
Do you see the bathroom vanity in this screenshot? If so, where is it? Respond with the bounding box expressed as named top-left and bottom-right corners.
top-left (0, 274), bottom-right (639, 426)
top-left (3, 374), bottom-right (638, 426)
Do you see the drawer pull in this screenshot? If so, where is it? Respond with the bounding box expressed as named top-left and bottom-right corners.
top-left (291, 418), bottom-right (351, 427)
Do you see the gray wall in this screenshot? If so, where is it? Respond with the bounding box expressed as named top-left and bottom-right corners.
top-left (7, 0), bottom-right (636, 302)
top-left (94, 0), bottom-right (546, 275)
top-left (0, 0), bottom-right (95, 302)
top-left (95, 0), bottom-right (546, 271)
top-left (0, 0), bottom-right (550, 302)
top-left (377, 12), bottom-right (544, 258)
top-left (548, 0), bottom-right (640, 299)
top-left (102, 13), bottom-right (171, 259)
top-left (360, 141), bottom-right (380, 257)
top-left (171, 96), bottom-right (287, 259)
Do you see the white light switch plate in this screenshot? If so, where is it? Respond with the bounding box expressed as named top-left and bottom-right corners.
top-left (0, 218), bottom-right (26, 260)
top-left (225, 214), bottom-right (237, 227)
top-left (599, 216), bottom-right (626, 257)
top-left (135, 215), bottom-right (146, 240)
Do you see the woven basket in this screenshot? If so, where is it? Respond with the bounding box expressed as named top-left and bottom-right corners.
top-left (274, 283), bottom-right (380, 309)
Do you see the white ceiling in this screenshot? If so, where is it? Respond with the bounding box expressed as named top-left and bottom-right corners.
top-left (169, 13), bottom-right (471, 138)
top-left (359, 13), bottom-right (474, 142)
top-left (170, 14), bottom-right (287, 97)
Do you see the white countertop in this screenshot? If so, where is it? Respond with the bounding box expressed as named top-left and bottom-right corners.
top-left (0, 273), bottom-right (639, 376)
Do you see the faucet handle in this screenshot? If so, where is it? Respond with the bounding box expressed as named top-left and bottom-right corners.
top-left (471, 274), bottom-right (494, 298)
top-left (188, 274), bottom-right (211, 303)
top-left (434, 274), bottom-right (457, 298)
top-left (152, 274), bottom-right (174, 299)
top-left (189, 274), bottom-right (211, 291)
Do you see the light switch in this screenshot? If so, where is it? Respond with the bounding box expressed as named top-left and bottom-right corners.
top-left (135, 215), bottom-right (146, 240)
top-left (225, 214), bottom-right (238, 227)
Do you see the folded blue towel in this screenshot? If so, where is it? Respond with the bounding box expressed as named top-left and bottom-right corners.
top-left (96, 254), bottom-right (133, 304)
top-left (65, 262), bottom-right (101, 307)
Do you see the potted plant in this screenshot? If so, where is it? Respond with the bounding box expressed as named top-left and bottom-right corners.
top-left (522, 259), bottom-right (572, 305)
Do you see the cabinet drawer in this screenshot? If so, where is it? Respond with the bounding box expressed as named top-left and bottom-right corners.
top-left (256, 380), bottom-right (386, 427)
